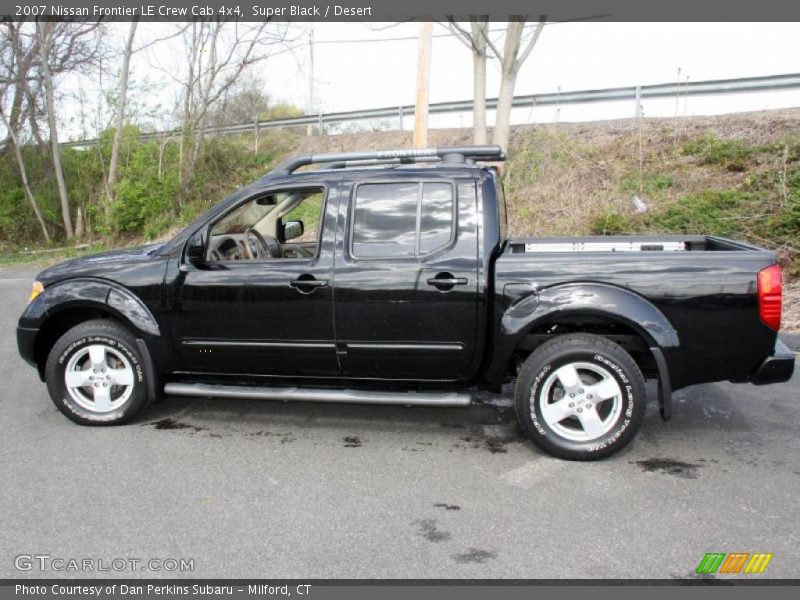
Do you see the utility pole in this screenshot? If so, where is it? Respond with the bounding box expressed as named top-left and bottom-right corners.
top-left (413, 21), bottom-right (433, 148)
top-left (307, 23), bottom-right (314, 136)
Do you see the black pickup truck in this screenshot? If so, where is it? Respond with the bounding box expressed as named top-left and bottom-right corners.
top-left (17, 146), bottom-right (794, 459)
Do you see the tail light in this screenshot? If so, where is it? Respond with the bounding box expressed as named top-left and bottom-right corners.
top-left (757, 265), bottom-right (782, 331)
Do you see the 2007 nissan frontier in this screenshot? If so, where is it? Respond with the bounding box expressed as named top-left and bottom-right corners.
top-left (17, 146), bottom-right (794, 459)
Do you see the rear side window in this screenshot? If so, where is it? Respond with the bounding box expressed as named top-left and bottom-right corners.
top-left (352, 182), bottom-right (455, 259)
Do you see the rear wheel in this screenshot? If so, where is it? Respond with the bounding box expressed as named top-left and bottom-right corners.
top-left (45, 320), bottom-right (150, 425)
top-left (514, 333), bottom-right (647, 460)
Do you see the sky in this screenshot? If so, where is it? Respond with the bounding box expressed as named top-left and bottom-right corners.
top-left (64, 21), bottom-right (800, 140)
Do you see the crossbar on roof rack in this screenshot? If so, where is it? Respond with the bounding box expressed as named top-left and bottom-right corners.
top-left (267, 145), bottom-right (505, 177)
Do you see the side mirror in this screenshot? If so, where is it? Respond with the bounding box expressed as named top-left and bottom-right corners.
top-left (282, 220), bottom-right (304, 241)
top-left (186, 233), bottom-right (205, 265)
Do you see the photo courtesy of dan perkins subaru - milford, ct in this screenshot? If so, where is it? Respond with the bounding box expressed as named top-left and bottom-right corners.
top-left (16, 145), bottom-right (795, 460)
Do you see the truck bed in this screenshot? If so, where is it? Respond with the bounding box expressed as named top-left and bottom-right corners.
top-left (494, 234), bottom-right (779, 391)
top-left (506, 234), bottom-right (763, 254)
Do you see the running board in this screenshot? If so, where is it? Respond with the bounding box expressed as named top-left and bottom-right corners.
top-left (163, 382), bottom-right (472, 407)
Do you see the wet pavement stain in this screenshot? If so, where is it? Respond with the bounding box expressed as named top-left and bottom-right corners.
top-left (634, 458), bottom-right (701, 479)
top-left (434, 503), bottom-right (461, 511)
top-left (485, 438), bottom-right (509, 454)
top-left (415, 519), bottom-right (452, 542)
top-left (246, 431), bottom-right (295, 443)
top-left (343, 436), bottom-right (362, 448)
top-left (439, 423), bottom-right (466, 430)
top-left (453, 548), bottom-right (497, 564)
top-left (147, 418), bottom-right (206, 432)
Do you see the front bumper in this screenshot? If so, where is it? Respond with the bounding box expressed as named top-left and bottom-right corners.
top-left (749, 339), bottom-right (795, 385)
top-left (17, 325), bottom-right (38, 368)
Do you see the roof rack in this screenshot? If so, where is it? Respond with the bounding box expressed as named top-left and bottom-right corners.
top-left (266, 145), bottom-right (505, 177)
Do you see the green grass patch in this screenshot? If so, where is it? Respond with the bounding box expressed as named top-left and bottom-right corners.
top-left (681, 134), bottom-right (753, 172)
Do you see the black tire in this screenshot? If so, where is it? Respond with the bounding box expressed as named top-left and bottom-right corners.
top-left (45, 319), bottom-right (150, 425)
top-left (514, 333), bottom-right (647, 460)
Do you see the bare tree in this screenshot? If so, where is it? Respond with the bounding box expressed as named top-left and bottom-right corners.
top-left (446, 17), bottom-right (546, 152)
top-left (34, 22), bottom-right (104, 239)
top-left (446, 17), bottom-right (489, 144)
top-left (487, 17), bottom-right (546, 152)
top-left (0, 23), bottom-right (50, 242)
top-left (106, 20), bottom-right (138, 209)
top-left (174, 20), bottom-right (288, 195)
top-left (0, 95), bottom-right (50, 242)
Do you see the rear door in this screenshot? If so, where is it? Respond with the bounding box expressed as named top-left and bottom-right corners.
top-left (333, 177), bottom-right (481, 382)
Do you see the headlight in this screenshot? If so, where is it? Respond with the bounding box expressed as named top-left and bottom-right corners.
top-left (29, 281), bottom-right (44, 302)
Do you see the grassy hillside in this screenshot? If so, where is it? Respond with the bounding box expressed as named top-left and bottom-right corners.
top-left (3, 109), bottom-right (799, 330)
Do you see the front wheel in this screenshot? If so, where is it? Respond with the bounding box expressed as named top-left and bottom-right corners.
top-left (45, 319), bottom-right (150, 425)
top-left (514, 334), bottom-right (647, 460)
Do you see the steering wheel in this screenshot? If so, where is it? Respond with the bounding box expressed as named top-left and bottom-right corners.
top-left (243, 228), bottom-right (282, 259)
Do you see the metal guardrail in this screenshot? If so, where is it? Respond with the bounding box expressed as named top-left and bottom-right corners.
top-left (63, 73), bottom-right (800, 148)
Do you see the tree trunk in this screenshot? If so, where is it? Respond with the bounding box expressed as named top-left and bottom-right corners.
top-left (471, 21), bottom-right (487, 145)
top-left (106, 20), bottom-right (138, 207)
top-left (492, 67), bottom-right (518, 153)
top-left (75, 206), bottom-right (84, 239)
top-left (37, 24), bottom-right (74, 239)
top-left (0, 108), bottom-right (51, 243)
top-left (491, 21), bottom-right (524, 153)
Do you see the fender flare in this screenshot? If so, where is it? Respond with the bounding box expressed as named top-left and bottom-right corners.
top-left (22, 277), bottom-right (160, 337)
top-left (491, 282), bottom-right (679, 418)
top-left (501, 282), bottom-right (679, 348)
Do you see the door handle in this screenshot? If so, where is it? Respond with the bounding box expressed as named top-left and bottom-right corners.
top-left (290, 276), bottom-right (328, 293)
top-left (427, 273), bottom-right (468, 291)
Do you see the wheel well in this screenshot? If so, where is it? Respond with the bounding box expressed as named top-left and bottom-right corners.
top-left (508, 315), bottom-right (659, 380)
top-left (33, 307), bottom-right (126, 378)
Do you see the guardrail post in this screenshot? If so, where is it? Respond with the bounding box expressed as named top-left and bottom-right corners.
top-left (635, 85), bottom-right (643, 118)
top-left (254, 119), bottom-right (259, 153)
top-left (318, 113), bottom-right (324, 135)
top-left (398, 106), bottom-right (404, 131)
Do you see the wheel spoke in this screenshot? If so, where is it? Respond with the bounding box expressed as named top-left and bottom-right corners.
top-left (577, 407), bottom-right (606, 439)
top-left (555, 364), bottom-right (582, 394)
top-left (107, 367), bottom-right (134, 386)
top-left (542, 397), bottom-right (574, 425)
top-left (88, 345), bottom-right (108, 371)
top-left (92, 384), bottom-right (112, 412)
top-left (64, 369), bottom-right (92, 388)
top-left (587, 377), bottom-right (621, 402)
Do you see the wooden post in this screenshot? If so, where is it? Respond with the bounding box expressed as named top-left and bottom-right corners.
top-left (413, 22), bottom-right (433, 148)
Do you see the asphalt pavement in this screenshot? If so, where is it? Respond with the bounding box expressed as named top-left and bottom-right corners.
top-left (1, 266), bottom-right (798, 579)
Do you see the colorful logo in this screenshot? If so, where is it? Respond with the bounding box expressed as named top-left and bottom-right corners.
top-left (696, 552), bottom-right (773, 575)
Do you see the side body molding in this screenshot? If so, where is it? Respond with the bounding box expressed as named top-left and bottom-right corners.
top-left (21, 278), bottom-right (160, 337)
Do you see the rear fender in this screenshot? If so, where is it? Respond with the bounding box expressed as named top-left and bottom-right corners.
top-left (487, 282), bottom-right (679, 412)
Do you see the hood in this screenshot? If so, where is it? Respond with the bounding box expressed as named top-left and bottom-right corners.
top-left (36, 243), bottom-right (165, 285)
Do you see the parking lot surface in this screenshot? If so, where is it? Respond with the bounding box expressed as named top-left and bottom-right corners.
top-left (1, 266), bottom-right (798, 579)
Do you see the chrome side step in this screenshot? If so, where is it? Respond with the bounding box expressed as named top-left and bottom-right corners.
top-left (163, 382), bottom-right (472, 407)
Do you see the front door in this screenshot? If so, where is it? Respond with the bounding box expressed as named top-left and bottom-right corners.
top-left (169, 185), bottom-right (340, 378)
top-left (333, 178), bottom-right (481, 382)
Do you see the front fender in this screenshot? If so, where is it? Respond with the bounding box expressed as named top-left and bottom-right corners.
top-left (19, 278), bottom-right (160, 337)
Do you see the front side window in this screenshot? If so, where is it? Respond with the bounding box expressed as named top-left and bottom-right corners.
top-left (351, 182), bottom-right (455, 259)
top-left (208, 188), bottom-right (325, 261)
